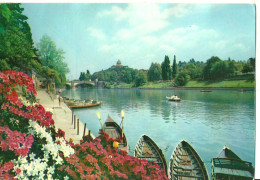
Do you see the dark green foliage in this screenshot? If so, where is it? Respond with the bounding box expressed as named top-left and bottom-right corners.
top-left (202, 56), bottom-right (221, 80)
top-left (249, 58), bottom-right (255, 71)
top-left (182, 62), bottom-right (202, 80)
top-left (242, 63), bottom-right (253, 73)
top-left (148, 63), bottom-right (162, 81)
top-left (134, 71), bottom-right (147, 87)
top-left (79, 71), bottom-right (90, 81)
top-left (172, 55), bottom-right (178, 79)
top-left (0, 3), bottom-right (36, 73)
top-left (175, 72), bottom-right (190, 86)
top-left (0, 59), bottom-right (11, 71)
top-left (161, 55), bottom-right (171, 80)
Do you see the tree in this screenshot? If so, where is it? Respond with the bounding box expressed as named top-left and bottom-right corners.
top-left (210, 61), bottom-right (229, 79)
top-left (249, 58), bottom-right (255, 71)
top-left (37, 35), bottom-right (69, 87)
top-left (172, 55), bottom-right (178, 79)
top-left (0, 4), bottom-right (36, 73)
top-left (175, 72), bottom-right (190, 86)
top-left (182, 62), bottom-right (202, 79)
top-left (134, 71), bottom-right (147, 87)
top-left (148, 63), bottom-right (162, 81)
top-left (161, 55), bottom-right (171, 80)
top-left (202, 56), bottom-right (221, 80)
top-left (242, 63), bottom-right (253, 73)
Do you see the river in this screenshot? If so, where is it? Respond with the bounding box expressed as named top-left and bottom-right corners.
top-left (62, 88), bottom-right (255, 177)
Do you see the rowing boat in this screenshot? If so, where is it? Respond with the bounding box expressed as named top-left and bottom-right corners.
top-left (103, 115), bottom-right (128, 152)
top-left (166, 96), bottom-right (182, 102)
top-left (68, 101), bottom-right (102, 109)
top-left (169, 140), bottom-right (209, 180)
top-left (134, 135), bottom-right (168, 175)
top-left (211, 145), bottom-right (254, 180)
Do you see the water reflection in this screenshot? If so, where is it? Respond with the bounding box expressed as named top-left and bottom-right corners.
top-left (62, 88), bottom-right (255, 177)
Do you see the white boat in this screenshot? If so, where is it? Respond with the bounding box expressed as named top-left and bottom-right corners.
top-left (166, 95), bottom-right (182, 102)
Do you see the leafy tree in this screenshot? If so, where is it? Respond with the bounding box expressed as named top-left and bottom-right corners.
top-left (202, 56), bottom-right (221, 80)
top-left (242, 63), bottom-right (253, 73)
top-left (37, 35), bottom-right (69, 87)
top-left (172, 55), bottom-right (178, 79)
top-left (161, 55), bottom-right (171, 80)
top-left (134, 71), bottom-right (147, 87)
top-left (175, 72), bottom-right (190, 86)
top-left (0, 4), bottom-right (36, 73)
top-left (249, 58), bottom-right (255, 71)
top-left (210, 61), bottom-right (229, 79)
top-left (147, 63), bottom-right (162, 81)
top-left (182, 62), bottom-right (202, 79)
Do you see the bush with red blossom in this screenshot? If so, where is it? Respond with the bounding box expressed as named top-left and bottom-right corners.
top-left (0, 71), bottom-right (169, 179)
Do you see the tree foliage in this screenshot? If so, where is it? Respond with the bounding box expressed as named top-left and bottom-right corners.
top-left (148, 63), bottom-right (162, 81)
top-left (0, 4), bottom-right (36, 73)
top-left (161, 55), bottom-right (171, 80)
top-left (134, 71), bottom-right (147, 87)
top-left (174, 72), bottom-right (190, 86)
top-left (202, 56), bottom-right (221, 80)
top-left (172, 55), bottom-right (178, 78)
top-left (37, 35), bottom-right (69, 87)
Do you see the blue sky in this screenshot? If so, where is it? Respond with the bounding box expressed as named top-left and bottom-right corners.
top-left (22, 3), bottom-right (255, 80)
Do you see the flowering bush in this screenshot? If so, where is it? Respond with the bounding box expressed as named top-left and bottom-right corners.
top-left (0, 71), bottom-right (168, 179)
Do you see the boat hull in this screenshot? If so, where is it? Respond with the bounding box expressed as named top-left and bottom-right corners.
top-left (166, 96), bottom-right (182, 102)
top-left (134, 135), bottom-right (168, 176)
top-left (68, 101), bottom-right (102, 109)
top-left (211, 146), bottom-right (254, 180)
top-left (169, 140), bottom-right (209, 180)
top-left (103, 116), bottom-right (128, 152)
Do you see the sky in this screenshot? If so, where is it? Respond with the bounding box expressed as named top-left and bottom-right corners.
top-left (22, 3), bottom-right (256, 80)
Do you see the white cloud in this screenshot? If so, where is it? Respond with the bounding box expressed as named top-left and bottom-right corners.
top-left (87, 27), bottom-right (106, 40)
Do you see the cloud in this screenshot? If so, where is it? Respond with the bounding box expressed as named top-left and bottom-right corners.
top-left (87, 27), bottom-right (106, 40)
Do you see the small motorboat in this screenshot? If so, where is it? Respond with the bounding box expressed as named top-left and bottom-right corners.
top-left (211, 145), bottom-right (254, 180)
top-left (166, 95), bottom-right (182, 102)
top-left (134, 135), bottom-right (168, 175)
top-left (103, 115), bottom-right (128, 152)
top-left (169, 140), bottom-right (209, 180)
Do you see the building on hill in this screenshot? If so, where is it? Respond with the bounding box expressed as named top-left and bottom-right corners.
top-left (111, 60), bottom-right (128, 69)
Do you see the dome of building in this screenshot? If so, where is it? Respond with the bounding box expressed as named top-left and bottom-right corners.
top-left (117, 60), bottom-right (122, 65)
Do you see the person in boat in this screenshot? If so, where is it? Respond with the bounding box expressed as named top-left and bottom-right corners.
top-left (171, 95), bottom-right (177, 99)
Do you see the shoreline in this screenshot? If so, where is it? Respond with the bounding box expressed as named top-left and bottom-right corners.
top-left (70, 87), bottom-right (255, 91)
top-left (36, 89), bottom-right (94, 144)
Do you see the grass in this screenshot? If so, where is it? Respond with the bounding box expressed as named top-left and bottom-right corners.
top-left (185, 80), bottom-right (255, 88)
top-left (108, 79), bottom-right (255, 89)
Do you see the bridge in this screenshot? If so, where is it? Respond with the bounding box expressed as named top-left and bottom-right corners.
top-left (66, 80), bottom-right (106, 89)
top-left (66, 80), bottom-right (95, 89)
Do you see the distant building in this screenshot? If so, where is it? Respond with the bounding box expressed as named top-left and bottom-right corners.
top-left (111, 60), bottom-right (128, 69)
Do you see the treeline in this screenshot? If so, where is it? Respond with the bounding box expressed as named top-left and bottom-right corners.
top-left (148, 55), bottom-right (255, 86)
top-left (0, 4), bottom-right (69, 89)
top-left (79, 66), bottom-right (147, 87)
top-left (80, 55), bottom-right (254, 87)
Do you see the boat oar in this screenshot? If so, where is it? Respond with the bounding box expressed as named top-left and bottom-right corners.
top-left (121, 110), bottom-right (125, 139)
top-left (96, 112), bottom-right (103, 130)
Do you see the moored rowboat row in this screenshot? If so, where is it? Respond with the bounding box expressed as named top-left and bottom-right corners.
top-left (94, 114), bottom-right (254, 179)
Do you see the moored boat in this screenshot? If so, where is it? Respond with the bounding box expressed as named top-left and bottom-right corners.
top-left (134, 135), bottom-right (168, 175)
top-left (211, 145), bottom-right (254, 180)
top-left (166, 95), bottom-right (182, 102)
top-left (68, 100), bottom-right (102, 109)
top-left (103, 115), bottom-right (128, 152)
top-left (169, 140), bottom-right (209, 180)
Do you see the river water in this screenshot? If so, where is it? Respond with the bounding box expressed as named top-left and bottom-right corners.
top-left (62, 88), bottom-right (255, 176)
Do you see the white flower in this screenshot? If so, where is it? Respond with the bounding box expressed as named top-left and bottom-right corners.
top-left (64, 176), bottom-right (69, 180)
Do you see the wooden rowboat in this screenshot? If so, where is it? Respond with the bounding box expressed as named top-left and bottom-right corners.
top-left (68, 101), bottom-right (102, 109)
top-left (103, 115), bottom-right (128, 152)
top-left (134, 135), bottom-right (168, 175)
top-left (211, 146), bottom-right (254, 180)
top-left (169, 140), bottom-right (209, 180)
top-left (166, 96), bottom-right (182, 102)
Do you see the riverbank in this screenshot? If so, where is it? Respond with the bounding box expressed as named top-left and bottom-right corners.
top-left (108, 79), bottom-right (255, 89)
top-left (36, 89), bottom-right (94, 144)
